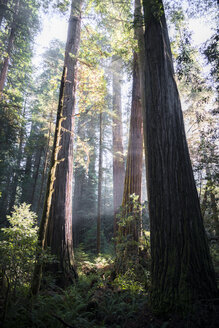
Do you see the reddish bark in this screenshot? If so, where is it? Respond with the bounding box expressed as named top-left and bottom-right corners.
top-left (142, 0), bottom-right (217, 312)
top-left (32, 0), bottom-right (83, 294)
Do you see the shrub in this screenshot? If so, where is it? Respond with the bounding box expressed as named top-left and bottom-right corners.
top-left (0, 203), bottom-right (38, 294)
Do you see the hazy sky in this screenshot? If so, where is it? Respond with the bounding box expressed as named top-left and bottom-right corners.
top-left (33, 9), bottom-right (214, 69)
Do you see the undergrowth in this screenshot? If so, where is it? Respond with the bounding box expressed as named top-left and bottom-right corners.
top-left (3, 252), bottom-right (148, 328)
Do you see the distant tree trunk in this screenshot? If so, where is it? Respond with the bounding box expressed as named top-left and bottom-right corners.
top-left (0, 0), bottom-right (19, 94)
top-left (72, 114), bottom-right (87, 247)
top-left (142, 0), bottom-right (217, 312)
top-left (86, 116), bottom-right (97, 215)
top-left (97, 111), bottom-right (103, 254)
top-left (32, 0), bottom-right (83, 295)
top-left (21, 122), bottom-right (41, 206)
top-left (30, 145), bottom-right (43, 209)
top-left (112, 56), bottom-right (125, 237)
top-left (21, 151), bottom-right (32, 203)
top-left (8, 113), bottom-right (24, 213)
top-left (37, 124), bottom-right (52, 214)
top-left (72, 166), bottom-right (86, 247)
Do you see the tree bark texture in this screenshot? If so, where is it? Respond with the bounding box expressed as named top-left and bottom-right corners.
top-left (45, 0), bottom-right (83, 284)
top-left (142, 0), bottom-right (217, 313)
top-left (31, 66), bottom-right (67, 295)
top-left (32, 0), bottom-right (83, 294)
top-left (121, 0), bottom-right (144, 233)
top-left (116, 0), bottom-right (143, 271)
top-left (97, 111), bottom-right (103, 254)
top-left (112, 56), bottom-right (125, 236)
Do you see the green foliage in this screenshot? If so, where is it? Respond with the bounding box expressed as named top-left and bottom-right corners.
top-left (54, 0), bottom-right (70, 14)
top-left (0, 203), bottom-right (38, 291)
top-left (113, 267), bottom-right (145, 294)
top-left (4, 250), bottom-right (147, 328)
top-left (115, 194), bottom-right (144, 267)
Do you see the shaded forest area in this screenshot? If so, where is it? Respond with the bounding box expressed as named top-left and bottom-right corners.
top-left (0, 0), bottom-right (218, 327)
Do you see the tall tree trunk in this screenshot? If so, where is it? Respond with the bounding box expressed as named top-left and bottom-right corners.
top-left (97, 111), bottom-right (103, 254)
top-left (32, 0), bottom-right (83, 295)
top-left (46, 0), bottom-right (83, 283)
top-left (112, 56), bottom-right (125, 237)
top-left (116, 0), bottom-right (143, 272)
top-left (142, 0), bottom-right (217, 312)
top-left (32, 67), bottom-right (67, 295)
top-left (0, 0), bottom-right (19, 94)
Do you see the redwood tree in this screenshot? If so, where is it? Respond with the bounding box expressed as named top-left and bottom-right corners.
top-left (142, 0), bottom-right (217, 312)
top-left (116, 0), bottom-right (144, 269)
top-left (32, 0), bottom-right (83, 294)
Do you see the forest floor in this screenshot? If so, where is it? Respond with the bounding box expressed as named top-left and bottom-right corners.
top-left (1, 252), bottom-right (219, 328)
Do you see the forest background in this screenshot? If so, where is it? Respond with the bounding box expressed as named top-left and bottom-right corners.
top-left (0, 0), bottom-right (218, 327)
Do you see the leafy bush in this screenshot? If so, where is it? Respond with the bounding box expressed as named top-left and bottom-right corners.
top-left (113, 267), bottom-right (145, 294)
top-left (0, 203), bottom-right (38, 294)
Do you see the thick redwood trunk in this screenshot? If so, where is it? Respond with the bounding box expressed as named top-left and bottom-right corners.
top-left (32, 0), bottom-right (83, 295)
top-left (32, 67), bottom-right (67, 295)
top-left (119, 51), bottom-right (143, 247)
top-left (112, 56), bottom-right (125, 236)
top-left (142, 0), bottom-right (217, 312)
top-left (46, 0), bottom-right (83, 283)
